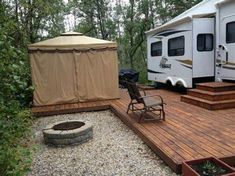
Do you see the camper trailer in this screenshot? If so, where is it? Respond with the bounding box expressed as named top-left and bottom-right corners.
top-left (146, 0), bottom-right (235, 88)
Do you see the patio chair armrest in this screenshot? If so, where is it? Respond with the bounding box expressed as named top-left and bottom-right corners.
top-left (136, 84), bottom-right (147, 96)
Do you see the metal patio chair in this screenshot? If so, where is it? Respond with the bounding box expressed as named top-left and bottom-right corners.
top-left (126, 81), bottom-right (166, 122)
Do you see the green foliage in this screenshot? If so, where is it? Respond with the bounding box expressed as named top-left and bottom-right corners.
top-left (70, 0), bottom-right (117, 40)
top-left (0, 106), bottom-right (33, 176)
top-left (0, 1), bottom-right (65, 175)
top-left (202, 161), bottom-right (226, 176)
top-left (0, 11), bottom-right (33, 174)
top-left (154, 0), bottom-right (203, 23)
top-left (192, 160), bottom-right (227, 176)
top-left (0, 32), bottom-right (33, 107)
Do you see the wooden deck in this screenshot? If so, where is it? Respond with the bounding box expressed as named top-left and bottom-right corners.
top-left (32, 89), bottom-right (235, 174)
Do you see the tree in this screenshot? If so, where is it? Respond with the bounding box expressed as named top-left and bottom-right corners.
top-left (69, 0), bottom-right (116, 40)
top-left (5, 0), bottom-right (66, 45)
top-left (120, 0), bottom-right (153, 68)
top-left (154, 0), bottom-right (203, 23)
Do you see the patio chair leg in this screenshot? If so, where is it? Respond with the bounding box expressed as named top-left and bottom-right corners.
top-left (162, 105), bottom-right (165, 121)
top-left (127, 103), bottom-right (131, 114)
top-left (139, 108), bottom-right (147, 123)
top-left (127, 100), bottom-right (133, 114)
top-left (138, 112), bottom-right (143, 123)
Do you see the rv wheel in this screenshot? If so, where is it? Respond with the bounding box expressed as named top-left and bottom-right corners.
top-left (176, 82), bottom-right (187, 93)
top-left (166, 80), bottom-right (173, 88)
top-left (176, 82), bottom-right (184, 88)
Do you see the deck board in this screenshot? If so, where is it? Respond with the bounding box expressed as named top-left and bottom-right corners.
top-left (32, 89), bottom-right (235, 174)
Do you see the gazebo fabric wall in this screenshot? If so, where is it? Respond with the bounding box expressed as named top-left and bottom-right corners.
top-left (75, 50), bottom-right (119, 101)
top-left (30, 49), bottom-right (119, 106)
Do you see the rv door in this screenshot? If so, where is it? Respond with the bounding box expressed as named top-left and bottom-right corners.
top-left (192, 18), bottom-right (215, 79)
top-left (220, 15), bottom-right (235, 80)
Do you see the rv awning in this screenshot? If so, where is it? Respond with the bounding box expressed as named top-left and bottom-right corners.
top-left (146, 0), bottom-right (222, 35)
top-left (145, 16), bottom-right (192, 35)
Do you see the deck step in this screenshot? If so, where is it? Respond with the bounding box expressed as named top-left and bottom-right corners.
top-left (187, 89), bottom-right (235, 101)
top-left (196, 82), bottom-right (235, 92)
top-left (181, 95), bottom-right (235, 110)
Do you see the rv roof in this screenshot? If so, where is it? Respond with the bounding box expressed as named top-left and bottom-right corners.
top-left (216, 0), bottom-right (234, 7)
top-left (146, 0), bottom-right (225, 35)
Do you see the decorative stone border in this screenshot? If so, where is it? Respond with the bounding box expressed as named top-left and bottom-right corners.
top-left (43, 120), bottom-right (93, 147)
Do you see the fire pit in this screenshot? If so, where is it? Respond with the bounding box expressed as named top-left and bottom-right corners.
top-left (43, 120), bottom-right (93, 147)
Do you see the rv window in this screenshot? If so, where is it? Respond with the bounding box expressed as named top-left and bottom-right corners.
top-left (151, 41), bottom-right (162, 56)
top-left (197, 34), bottom-right (213, 52)
top-left (226, 22), bottom-right (235, 43)
top-left (168, 36), bottom-right (185, 56)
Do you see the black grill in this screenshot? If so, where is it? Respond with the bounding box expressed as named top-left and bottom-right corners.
top-left (119, 68), bottom-right (139, 88)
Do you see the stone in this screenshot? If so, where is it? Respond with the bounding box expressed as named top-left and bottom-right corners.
top-left (42, 120), bottom-right (93, 146)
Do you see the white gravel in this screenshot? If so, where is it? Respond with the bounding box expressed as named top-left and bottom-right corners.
top-left (29, 110), bottom-right (178, 176)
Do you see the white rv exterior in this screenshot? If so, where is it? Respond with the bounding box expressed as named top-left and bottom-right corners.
top-left (216, 0), bottom-right (235, 81)
top-left (146, 0), bottom-right (235, 88)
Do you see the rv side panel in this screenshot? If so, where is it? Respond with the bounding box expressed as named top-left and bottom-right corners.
top-left (217, 1), bottom-right (235, 81)
top-left (147, 21), bottom-right (193, 88)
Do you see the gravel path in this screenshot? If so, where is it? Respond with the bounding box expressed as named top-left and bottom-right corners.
top-left (29, 110), bottom-right (178, 176)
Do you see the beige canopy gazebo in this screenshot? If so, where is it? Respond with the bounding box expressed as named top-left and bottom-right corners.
top-left (28, 32), bottom-right (119, 106)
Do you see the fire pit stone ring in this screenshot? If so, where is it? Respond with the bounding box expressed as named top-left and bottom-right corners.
top-left (43, 120), bottom-right (93, 146)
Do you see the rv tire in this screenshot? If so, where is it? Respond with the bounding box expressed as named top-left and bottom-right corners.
top-left (166, 80), bottom-right (173, 88)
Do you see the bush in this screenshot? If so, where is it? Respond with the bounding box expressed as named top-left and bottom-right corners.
top-left (0, 7), bottom-right (34, 175)
top-left (0, 104), bottom-right (33, 176)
